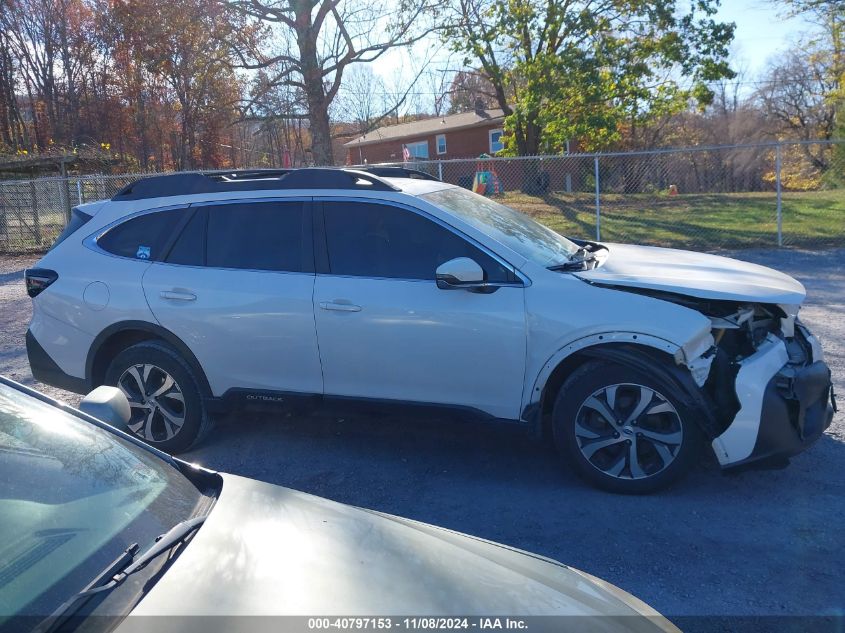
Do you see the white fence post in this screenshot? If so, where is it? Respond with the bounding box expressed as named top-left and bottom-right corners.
top-left (76, 179), bottom-right (83, 205)
top-left (594, 155), bottom-right (601, 241)
top-left (776, 143), bottom-right (783, 247)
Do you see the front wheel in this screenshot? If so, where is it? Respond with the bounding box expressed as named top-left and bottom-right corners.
top-left (552, 361), bottom-right (703, 494)
top-left (104, 341), bottom-right (212, 453)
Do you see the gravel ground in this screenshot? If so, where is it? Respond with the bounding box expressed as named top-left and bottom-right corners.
top-left (1, 249), bottom-right (843, 624)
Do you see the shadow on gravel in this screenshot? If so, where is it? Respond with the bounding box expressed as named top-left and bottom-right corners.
top-left (0, 269), bottom-right (25, 285)
top-left (193, 409), bottom-right (568, 494)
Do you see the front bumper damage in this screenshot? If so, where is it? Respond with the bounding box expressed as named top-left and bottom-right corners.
top-left (711, 326), bottom-right (835, 468)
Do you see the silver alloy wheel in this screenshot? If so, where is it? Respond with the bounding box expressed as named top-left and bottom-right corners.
top-left (574, 383), bottom-right (683, 480)
top-left (117, 364), bottom-right (186, 442)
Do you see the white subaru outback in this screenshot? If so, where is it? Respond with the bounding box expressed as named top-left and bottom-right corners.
top-left (25, 167), bottom-right (835, 493)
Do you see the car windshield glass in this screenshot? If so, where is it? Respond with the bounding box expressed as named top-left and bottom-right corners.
top-left (421, 187), bottom-right (580, 267)
top-left (0, 384), bottom-right (207, 623)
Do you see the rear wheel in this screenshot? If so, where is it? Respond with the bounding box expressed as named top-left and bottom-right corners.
top-left (104, 341), bottom-right (212, 453)
top-left (552, 361), bottom-right (703, 494)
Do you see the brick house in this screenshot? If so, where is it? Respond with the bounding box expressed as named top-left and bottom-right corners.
top-left (344, 107), bottom-right (506, 165)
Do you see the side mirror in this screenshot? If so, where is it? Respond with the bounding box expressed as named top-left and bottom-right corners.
top-left (80, 386), bottom-right (131, 427)
top-left (436, 257), bottom-right (485, 290)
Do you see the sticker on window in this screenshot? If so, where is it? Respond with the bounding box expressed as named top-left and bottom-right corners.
top-left (136, 246), bottom-right (151, 260)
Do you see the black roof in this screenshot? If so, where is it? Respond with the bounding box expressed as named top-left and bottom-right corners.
top-left (112, 167), bottom-right (439, 202)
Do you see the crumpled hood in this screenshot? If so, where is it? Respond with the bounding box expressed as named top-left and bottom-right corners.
top-left (125, 474), bottom-right (675, 631)
top-left (576, 243), bottom-right (806, 304)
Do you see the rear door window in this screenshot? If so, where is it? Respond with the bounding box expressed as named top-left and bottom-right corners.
top-left (97, 209), bottom-right (187, 261)
top-left (204, 201), bottom-right (305, 272)
top-left (166, 208), bottom-right (206, 266)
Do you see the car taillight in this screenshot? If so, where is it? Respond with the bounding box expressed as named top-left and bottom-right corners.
top-left (25, 268), bottom-right (58, 298)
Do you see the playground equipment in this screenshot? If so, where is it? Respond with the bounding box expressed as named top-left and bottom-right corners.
top-left (472, 154), bottom-right (504, 196)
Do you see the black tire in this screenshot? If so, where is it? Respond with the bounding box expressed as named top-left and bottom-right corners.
top-left (552, 360), bottom-right (703, 494)
top-left (104, 341), bottom-right (213, 453)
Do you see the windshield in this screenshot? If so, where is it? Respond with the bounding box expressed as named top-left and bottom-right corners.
top-left (0, 384), bottom-right (207, 624)
top-left (421, 187), bottom-right (580, 267)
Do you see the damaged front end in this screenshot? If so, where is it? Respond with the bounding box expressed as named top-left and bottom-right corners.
top-left (628, 289), bottom-right (835, 468)
top-left (704, 302), bottom-right (835, 468)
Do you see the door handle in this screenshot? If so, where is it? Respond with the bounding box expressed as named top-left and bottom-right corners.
top-left (319, 301), bottom-right (361, 312)
top-left (160, 290), bottom-right (197, 302)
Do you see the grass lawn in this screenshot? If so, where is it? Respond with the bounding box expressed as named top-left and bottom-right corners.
top-left (502, 190), bottom-right (845, 250)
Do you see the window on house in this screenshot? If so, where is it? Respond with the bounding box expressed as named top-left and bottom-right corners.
top-left (489, 129), bottom-right (504, 154)
top-left (436, 134), bottom-right (447, 155)
top-left (404, 141), bottom-right (429, 160)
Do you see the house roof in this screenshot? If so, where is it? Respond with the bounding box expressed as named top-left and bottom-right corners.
top-left (344, 109), bottom-right (505, 147)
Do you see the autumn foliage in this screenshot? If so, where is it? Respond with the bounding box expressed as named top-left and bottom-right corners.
top-left (0, 0), bottom-right (269, 172)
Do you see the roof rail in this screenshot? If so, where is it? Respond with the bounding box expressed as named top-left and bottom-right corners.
top-left (210, 168), bottom-right (295, 180)
top-left (357, 166), bottom-right (441, 181)
top-left (111, 168), bottom-right (400, 201)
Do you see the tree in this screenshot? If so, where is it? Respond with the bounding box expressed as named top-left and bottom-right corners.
top-left (0, 22), bottom-right (27, 150)
top-left (756, 48), bottom-right (837, 168)
top-left (757, 2), bottom-right (845, 173)
top-left (0, 0), bottom-right (256, 171)
top-left (1, 0), bottom-right (64, 149)
top-left (228, 0), bottom-right (440, 165)
top-left (777, 0), bottom-right (844, 72)
top-left (54, 0), bottom-right (98, 144)
top-left (0, 0), bottom-right (105, 157)
top-left (774, 1), bottom-right (845, 181)
top-left (444, 0), bottom-right (735, 155)
top-left (774, 2), bottom-right (844, 112)
top-left (241, 70), bottom-right (312, 165)
top-left (446, 70), bottom-right (498, 114)
top-left (331, 65), bottom-right (389, 134)
top-left (111, 0), bottom-right (241, 170)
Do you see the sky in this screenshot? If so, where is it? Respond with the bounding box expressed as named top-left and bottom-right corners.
top-left (716, 0), bottom-right (813, 76)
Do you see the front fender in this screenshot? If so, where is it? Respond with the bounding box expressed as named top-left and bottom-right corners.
top-left (521, 332), bottom-right (718, 438)
top-left (520, 271), bottom-right (716, 420)
top-left (522, 332), bottom-right (681, 416)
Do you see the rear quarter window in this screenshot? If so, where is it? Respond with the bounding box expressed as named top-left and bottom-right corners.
top-left (97, 209), bottom-right (187, 261)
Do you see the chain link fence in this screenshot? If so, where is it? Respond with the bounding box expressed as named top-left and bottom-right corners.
top-left (1, 140), bottom-right (843, 252)
top-left (388, 140), bottom-right (845, 252)
top-left (0, 171), bottom-right (162, 251)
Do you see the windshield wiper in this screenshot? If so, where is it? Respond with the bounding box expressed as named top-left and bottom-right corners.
top-left (548, 243), bottom-right (606, 271)
top-left (571, 246), bottom-right (589, 259)
top-left (37, 516), bottom-right (206, 633)
top-left (549, 250), bottom-right (596, 271)
top-left (548, 262), bottom-right (588, 271)
top-left (114, 515), bottom-right (206, 578)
